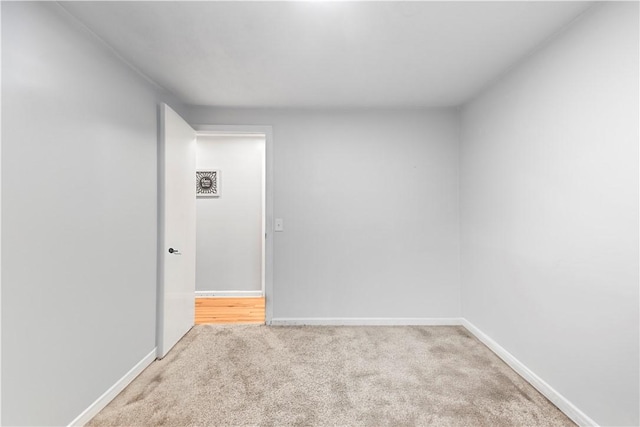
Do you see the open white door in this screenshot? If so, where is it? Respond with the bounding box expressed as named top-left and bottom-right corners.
top-left (157, 104), bottom-right (196, 359)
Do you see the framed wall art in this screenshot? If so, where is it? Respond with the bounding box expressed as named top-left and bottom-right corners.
top-left (196, 170), bottom-right (220, 197)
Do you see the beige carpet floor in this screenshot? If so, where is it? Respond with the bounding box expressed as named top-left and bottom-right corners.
top-left (88, 325), bottom-right (574, 427)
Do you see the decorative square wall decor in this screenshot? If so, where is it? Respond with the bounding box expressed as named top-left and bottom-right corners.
top-left (196, 170), bottom-right (220, 197)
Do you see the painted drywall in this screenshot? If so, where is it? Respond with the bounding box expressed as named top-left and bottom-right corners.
top-left (196, 135), bottom-right (265, 292)
top-left (60, 2), bottom-right (593, 108)
top-left (186, 108), bottom-right (461, 320)
top-left (460, 3), bottom-right (639, 426)
top-left (2, 3), bottom-right (184, 425)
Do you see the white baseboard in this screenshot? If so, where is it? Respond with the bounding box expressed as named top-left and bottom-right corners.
top-left (270, 317), bottom-right (462, 326)
top-left (460, 319), bottom-right (597, 427)
top-left (196, 290), bottom-right (263, 298)
top-left (63, 321), bottom-right (595, 427)
top-left (68, 348), bottom-right (157, 427)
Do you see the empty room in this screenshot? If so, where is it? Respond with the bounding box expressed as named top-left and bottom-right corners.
top-left (1, 1), bottom-right (638, 426)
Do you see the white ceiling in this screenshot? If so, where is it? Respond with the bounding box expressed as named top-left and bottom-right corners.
top-left (61, 1), bottom-right (593, 108)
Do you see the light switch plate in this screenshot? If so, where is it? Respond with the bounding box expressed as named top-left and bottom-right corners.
top-left (274, 218), bottom-right (284, 232)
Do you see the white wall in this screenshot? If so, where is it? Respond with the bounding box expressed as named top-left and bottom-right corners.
top-left (1, 3), bottom-right (184, 425)
top-left (186, 108), bottom-right (461, 320)
top-left (196, 135), bottom-right (265, 292)
top-left (4, 1), bottom-right (635, 425)
top-left (460, 3), bottom-right (639, 426)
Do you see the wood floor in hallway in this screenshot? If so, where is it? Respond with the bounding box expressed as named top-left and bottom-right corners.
top-left (195, 297), bottom-right (265, 324)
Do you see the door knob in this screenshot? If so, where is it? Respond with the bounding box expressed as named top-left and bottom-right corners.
top-left (168, 248), bottom-right (180, 254)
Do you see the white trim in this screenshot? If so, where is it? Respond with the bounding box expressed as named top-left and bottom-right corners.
top-left (156, 104), bottom-right (167, 359)
top-left (0, 4), bottom-right (3, 422)
top-left (460, 319), bottom-right (598, 427)
top-left (196, 290), bottom-right (263, 298)
top-left (195, 125), bottom-right (269, 137)
top-left (67, 348), bottom-right (157, 427)
top-left (193, 124), bottom-right (274, 325)
top-left (271, 317), bottom-right (462, 326)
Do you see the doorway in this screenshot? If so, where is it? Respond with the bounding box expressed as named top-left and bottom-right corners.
top-left (157, 107), bottom-right (274, 357)
top-left (194, 126), bottom-right (274, 325)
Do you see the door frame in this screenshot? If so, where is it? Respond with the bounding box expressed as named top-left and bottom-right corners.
top-left (194, 125), bottom-right (274, 324)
